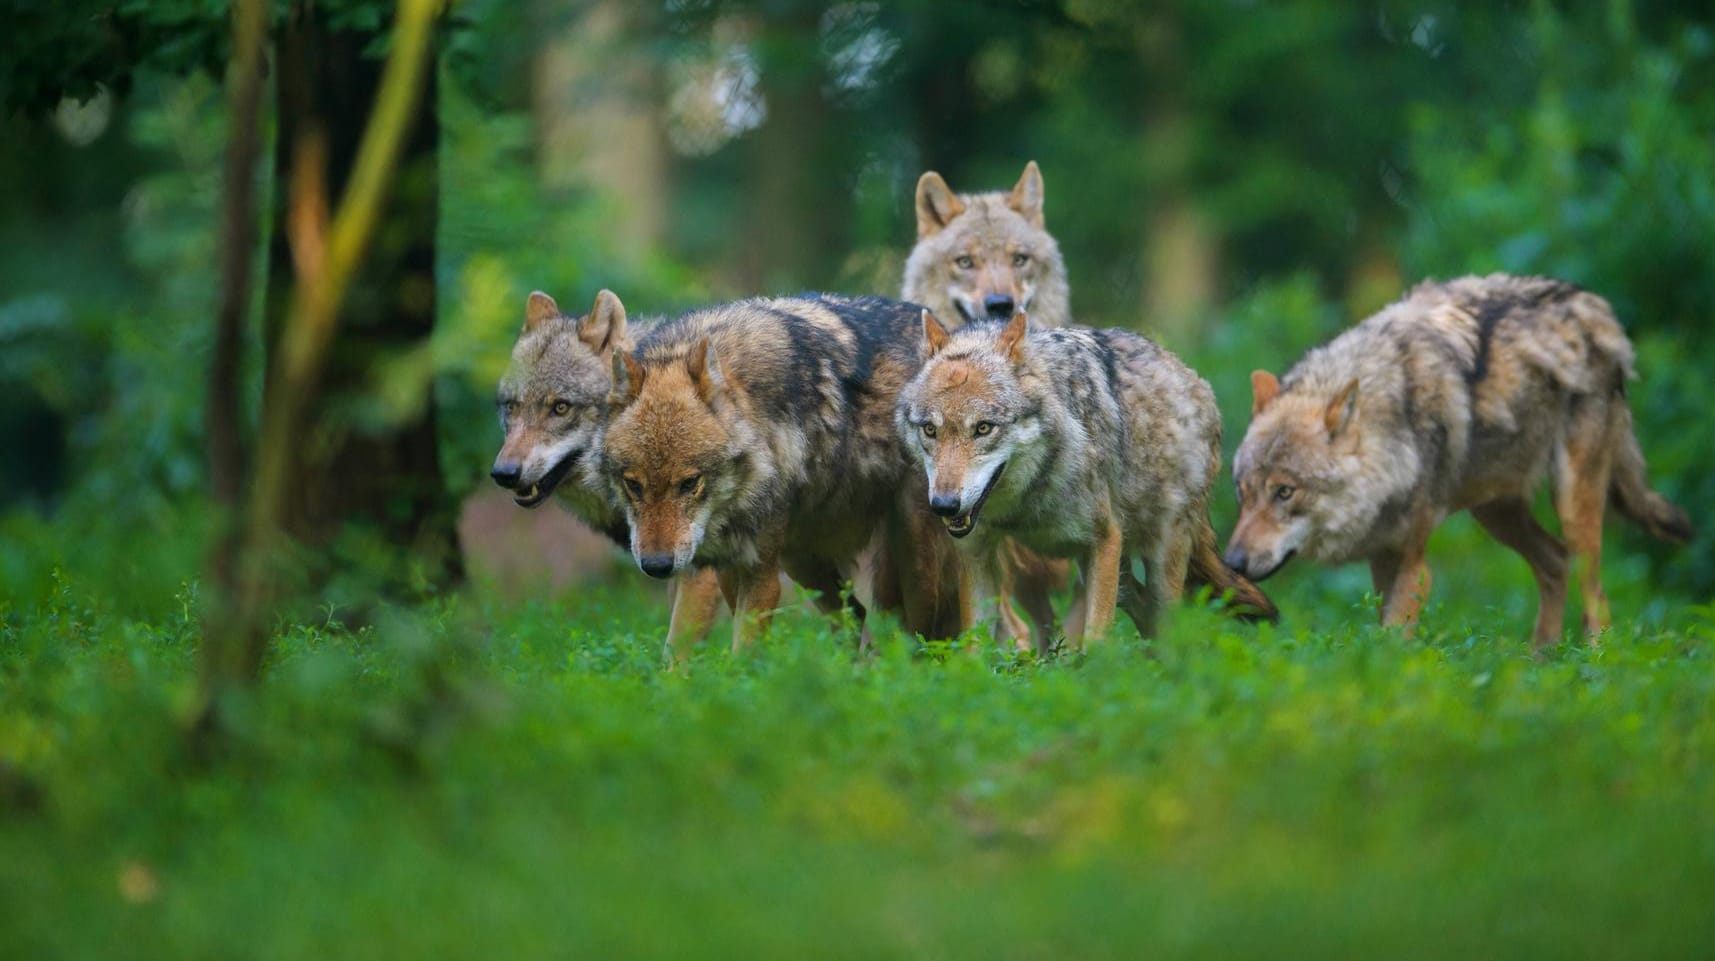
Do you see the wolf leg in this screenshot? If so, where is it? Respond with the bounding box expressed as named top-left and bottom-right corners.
top-left (663, 567), bottom-right (724, 664)
top-left (1117, 566), bottom-right (1156, 641)
top-left (1470, 498), bottom-right (1568, 648)
top-left (1078, 517), bottom-right (1124, 645)
top-left (1369, 537), bottom-right (1432, 635)
top-left (719, 561), bottom-right (784, 653)
top-left (1139, 524), bottom-right (1193, 641)
top-left (1553, 404), bottom-right (1617, 640)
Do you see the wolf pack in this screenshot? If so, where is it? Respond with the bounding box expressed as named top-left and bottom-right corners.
top-left (491, 162), bottom-right (1691, 658)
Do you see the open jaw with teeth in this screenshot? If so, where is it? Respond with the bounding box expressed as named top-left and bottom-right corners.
top-left (513, 449), bottom-right (581, 508)
top-left (943, 463), bottom-right (1005, 538)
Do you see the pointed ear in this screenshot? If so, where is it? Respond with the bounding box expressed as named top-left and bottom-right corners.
top-left (610, 351), bottom-right (645, 408)
top-left (994, 310), bottom-right (1030, 364)
top-left (525, 291), bottom-right (560, 332)
top-left (1007, 160), bottom-right (1045, 229)
top-left (685, 338), bottom-right (725, 404)
top-left (1324, 378), bottom-right (1360, 437)
top-left (579, 289), bottom-right (627, 355)
top-left (921, 309), bottom-right (950, 358)
top-left (1250, 370), bottom-right (1280, 417)
top-left (914, 171), bottom-right (965, 238)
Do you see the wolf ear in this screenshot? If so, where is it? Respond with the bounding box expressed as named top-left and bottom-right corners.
top-left (1324, 378), bottom-right (1360, 437)
top-left (685, 338), bottom-right (726, 404)
top-left (1007, 160), bottom-right (1045, 229)
top-left (1250, 370), bottom-right (1280, 416)
top-left (609, 351), bottom-right (645, 408)
top-left (921, 309), bottom-right (951, 358)
top-left (580, 289), bottom-right (626, 355)
top-left (915, 171), bottom-right (965, 238)
top-left (994, 310), bottom-right (1030, 364)
top-left (525, 291), bottom-right (560, 332)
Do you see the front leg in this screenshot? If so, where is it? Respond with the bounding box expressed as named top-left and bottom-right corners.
top-left (663, 567), bottom-right (724, 665)
top-left (1078, 515), bottom-right (1124, 646)
top-left (719, 557), bottom-right (784, 653)
top-left (1368, 539), bottom-right (1433, 635)
top-left (956, 549), bottom-right (1005, 643)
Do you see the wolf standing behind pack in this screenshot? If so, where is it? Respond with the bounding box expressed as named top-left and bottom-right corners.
top-left (601, 294), bottom-right (947, 650)
top-left (898, 310), bottom-right (1276, 649)
top-left (903, 160), bottom-right (1071, 646)
top-left (490, 290), bottom-right (724, 650)
top-left (1225, 274), bottom-right (1691, 647)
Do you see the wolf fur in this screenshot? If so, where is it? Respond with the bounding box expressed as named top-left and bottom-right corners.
top-left (898, 310), bottom-right (1276, 649)
top-left (904, 161), bottom-right (1070, 330)
top-left (601, 294), bottom-right (950, 649)
top-left (491, 290), bottom-right (723, 652)
top-left (1225, 273), bottom-right (1690, 646)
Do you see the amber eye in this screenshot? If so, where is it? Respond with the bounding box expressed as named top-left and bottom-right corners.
top-left (1012, 253), bottom-right (1030, 268)
top-left (551, 400), bottom-right (572, 417)
top-left (623, 477), bottom-right (643, 498)
top-left (921, 423), bottom-right (937, 439)
top-left (954, 255), bottom-right (974, 270)
top-left (679, 474), bottom-right (704, 497)
top-left (1273, 484), bottom-right (1296, 503)
top-left (973, 421), bottom-right (995, 437)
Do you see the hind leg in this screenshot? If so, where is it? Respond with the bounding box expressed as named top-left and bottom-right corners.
top-left (1553, 404), bottom-right (1617, 640)
top-left (1138, 522), bottom-right (1193, 641)
top-left (1117, 566), bottom-right (1156, 640)
top-left (1470, 498), bottom-right (1569, 648)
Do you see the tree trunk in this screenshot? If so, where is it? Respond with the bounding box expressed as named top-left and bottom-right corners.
top-left (265, 2), bottom-right (457, 595)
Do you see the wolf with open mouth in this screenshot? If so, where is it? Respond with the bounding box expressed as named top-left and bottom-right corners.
top-left (897, 309), bottom-right (1276, 648)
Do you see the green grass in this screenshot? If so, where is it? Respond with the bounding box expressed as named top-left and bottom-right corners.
top-left (3, 506), bottom-right (1714, 959)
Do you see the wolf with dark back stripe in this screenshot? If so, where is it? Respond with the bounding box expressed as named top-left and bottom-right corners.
top-left (1225, 274), bottom-right (1691, 646)
top-left (898, 310), bottom-right (1276, 648)
top-left (490, 289), bottom-right (724, 651)
top-left (904, 160), bottom-right (1073, 647)
top-left (602, 294), bottom-right (951, 649)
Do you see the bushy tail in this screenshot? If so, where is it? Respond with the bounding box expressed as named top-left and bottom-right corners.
top-left (1188, 519), bottom-right (1279, 623)
top-left (1609, 411), bottom-right (1693, 544)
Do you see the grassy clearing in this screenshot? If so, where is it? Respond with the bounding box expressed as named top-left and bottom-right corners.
top-left (2, 508), bottom-right (1714, 958)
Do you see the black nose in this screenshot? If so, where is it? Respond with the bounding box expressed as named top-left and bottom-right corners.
top-left (491, 461), bottom-right (521, 489)
top-left (928, 493), bottom-right (962, 517)
top-left (639, 554), bottom-right (676, 579)
top-left (1222, 546), bottom-right (1248, 573)
top-left (983, 294), bottom-right (1015, 319)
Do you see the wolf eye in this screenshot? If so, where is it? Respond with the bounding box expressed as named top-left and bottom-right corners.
top-left (954, 255), bottom-right (974, 270)
top-left (973, 421), bottom-right (996, 436)
top-left (551, 400), bottom-right (572, 417)
top-left (1012, 253), bottom-right (1030, 268)
top-left (920, 422), bottom-right (937, 439)
top-left (679, 474), bottom-right (705, 498)
top-left (501, 400), bottom-right (519, 416)
top-left (1273, 484), bottom-right (1296, 503)
top-left (623, 477), bottom-right (643, 498)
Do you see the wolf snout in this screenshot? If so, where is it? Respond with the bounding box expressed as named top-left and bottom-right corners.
top-left (638, 553), bottom-right (677, 579)
top-left (490, 460), bottom-right (522, 489)
top-left (983, 294), bottom-right (1015, 320)
top-left (928, 493), bottom-right (963, 517)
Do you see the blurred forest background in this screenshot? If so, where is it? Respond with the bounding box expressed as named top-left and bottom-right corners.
top-left (2, 0), bottom-right (1712, 618)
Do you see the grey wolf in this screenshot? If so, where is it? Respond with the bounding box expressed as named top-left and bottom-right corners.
top-left (1224, 273), bottom-right (1691, 646)
top-left (904, 160), bottom-right (1073, 646)
top-left (904, 160), bottom-right (1070, 329)
top-left (490, 289), bottom-right (723, 651)
top-left (601, 293), bottom-right (949, 649)
top-left (897, 310), bottom-right (1277, 649)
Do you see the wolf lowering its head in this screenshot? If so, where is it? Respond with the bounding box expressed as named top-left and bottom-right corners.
top-left (903, 161), bottom-right (1070, 329)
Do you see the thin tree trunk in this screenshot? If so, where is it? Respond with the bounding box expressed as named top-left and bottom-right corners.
top-left (198, 0), bottom-right (442, 736)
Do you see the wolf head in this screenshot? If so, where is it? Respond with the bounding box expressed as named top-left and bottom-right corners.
top-left (1224, 370), bottom-right (1367, 579)
top-left (902, 161), bottom-right (1070, 329)
top-left (603, 339), bottom-right (750, 578)
top-left (492, 289), bottom-right (628, 508)
top-left (897, 309), bottom-right (1045, 539)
